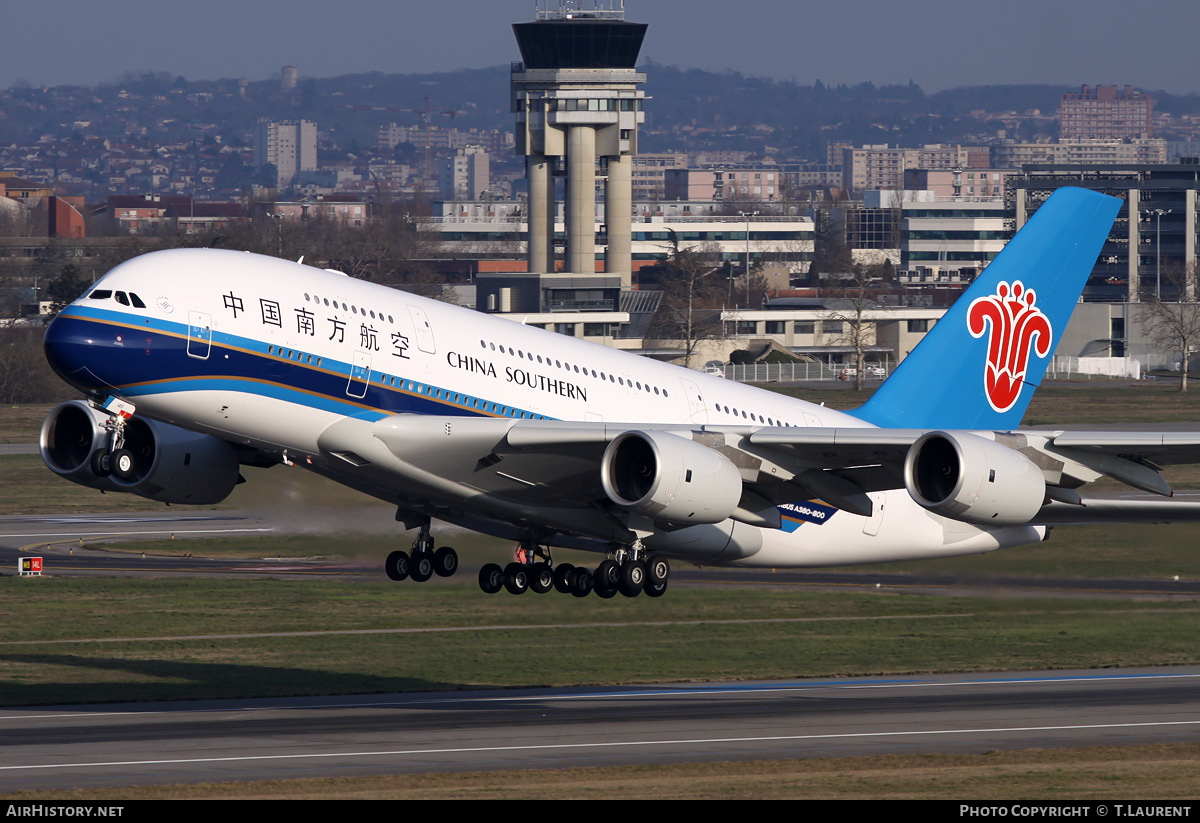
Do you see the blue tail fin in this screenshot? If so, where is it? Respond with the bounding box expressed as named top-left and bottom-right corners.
top-left (853, 186), bottom-right (1121, 430)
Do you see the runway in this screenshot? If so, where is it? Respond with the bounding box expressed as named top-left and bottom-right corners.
top-left (2, 668), bottom-right (1199, 791)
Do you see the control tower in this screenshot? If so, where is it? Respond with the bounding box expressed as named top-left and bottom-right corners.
top-left (512, 1), bottom-right (647, 286)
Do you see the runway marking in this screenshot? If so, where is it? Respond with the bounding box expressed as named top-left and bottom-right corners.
top-left (4, 671), bottom-right (1199, 721)
top-left (8, 529), bottom-right (273, 554)
top-left (3, 719), bottom-right (1200, 773)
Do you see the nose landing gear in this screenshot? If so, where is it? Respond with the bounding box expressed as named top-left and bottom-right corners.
top-left (89, 396), bottom-right (139, 481)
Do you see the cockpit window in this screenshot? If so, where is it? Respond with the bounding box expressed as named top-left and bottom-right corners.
top-left (129, 293), bottom-right (146, 308)
top-left (114, 292), bottom-right (130, 306)
top-left (89, 290), bottom-right (112, 300)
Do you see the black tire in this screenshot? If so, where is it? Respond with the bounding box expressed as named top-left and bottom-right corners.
top-left (111, 448), bottom-right (136, 480)
top-left (595, 559), bottom-right (620, 589)
top-left (647, 554), bottom-right (670, 586)
top-left (385, 550), bottom-right (410, 581)
top-left (410, 553), bottom-right (433, 583)
top-left (570, 570), bottom-right (593, 598)
top-left (529, 563), bottom-right (554, 594)
top-left (433, 546), bottom-right (458, 578)
top-left (90, 450), bottom-right (112, 478)
top-left (553, 563), bottom-right (576, 594)
top-left (644, 581), bottom-right (668, 598)
top-left (479, 563), bottom-right (504, 594)
top-left (504, 562), bottom-right (528, 595)
top-left (619, 560), bottom-right (645, 597)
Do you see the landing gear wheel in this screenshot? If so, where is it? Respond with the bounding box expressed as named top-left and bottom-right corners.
top-left (111, 448), bottom-right (136, 480)
top-left (504, 562), bottom-right (528, 595)
top-left (410, 553), bottom-right (434, 583)
top-left (619, 560), bottom-right (646, 597)
top-left (385, 550), bottom-right (410, 581)
top-left (433, 546), bottom-right (458, 578)
top-left (479, 563), bottom-right (504, 594)
top-left (90, 450), bottom-right (112, 477)
top-left (644, 581), bottom-right (668, 598)
top-left (595, 559), bottom-right (620, 590)
top-left (529, 563), bottom-right (554, 594)
top-left (570, 569), bottom-right (593, 598)
top-left (553, 563), bottom-right (577, 594)
top-left (646, 554), bottom-right (670, 587)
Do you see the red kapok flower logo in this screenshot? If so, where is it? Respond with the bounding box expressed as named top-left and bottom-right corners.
top-left (966, 280), bottom-right (1053, 413)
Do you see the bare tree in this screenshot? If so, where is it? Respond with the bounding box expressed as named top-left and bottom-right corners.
top-left (824, 264), bottom-right (878, 391)
top-left (1142, 262), bottom-right (1200, 392)
top-left (646, 235), bottom-right (726, 369)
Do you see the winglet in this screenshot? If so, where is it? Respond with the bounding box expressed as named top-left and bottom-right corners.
top-left (853, 187), bottom-right (1121, 430)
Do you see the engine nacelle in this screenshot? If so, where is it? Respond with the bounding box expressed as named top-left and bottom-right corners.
top-left (600, 430), bottom-right (744, 526)
top-left (39, 400), bottom-right (123, 492)
top-left (40, 400), bottom-right (241, 505)
top-left (904, 430), bottom-right (1046, 526)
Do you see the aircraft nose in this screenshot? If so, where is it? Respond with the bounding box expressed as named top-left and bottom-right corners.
top-left (43, 311), bottom-right (111, 393)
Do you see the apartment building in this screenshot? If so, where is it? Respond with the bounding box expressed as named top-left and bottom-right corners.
top-left (1059, 85), bottom-right (1154, 140)
top-left (255, 119), bottom-right (317, 188)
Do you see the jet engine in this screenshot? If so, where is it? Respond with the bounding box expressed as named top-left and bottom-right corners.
top-left (903, 430), bottom-right (1046, 526)
top-left (600, 430), bottom-right (744, 526)
top-left (40, 400), bottom-right (241, 505)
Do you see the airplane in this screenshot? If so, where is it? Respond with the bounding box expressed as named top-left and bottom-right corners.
top-left (38, 187), bottom-right (1200, 599)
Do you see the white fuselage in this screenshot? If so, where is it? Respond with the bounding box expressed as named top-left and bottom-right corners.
top-left (56, 248), bottom-right (1044, 567)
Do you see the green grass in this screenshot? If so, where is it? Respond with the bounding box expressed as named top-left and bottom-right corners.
top-left (1, 577), bottom-right (1198, 708)
top-left (0, 404), bottom-right (53, 444)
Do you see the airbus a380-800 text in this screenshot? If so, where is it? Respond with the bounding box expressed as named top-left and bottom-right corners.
top-left (38, 188), bottom-right (1200, 598)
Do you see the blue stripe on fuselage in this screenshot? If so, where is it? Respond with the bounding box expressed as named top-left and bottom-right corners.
top-left (45, 308), bottom-right (552, 422)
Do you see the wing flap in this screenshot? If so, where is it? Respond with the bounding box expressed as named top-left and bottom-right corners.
top-left (1036, 498), bottom-right (1200, 524)
top-left (1050, 431), bottom-right (1200, 465)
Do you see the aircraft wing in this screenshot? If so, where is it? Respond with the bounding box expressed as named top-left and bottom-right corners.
top-left (312, 414), bottom-right (1200, 540)
top-left (1047, 431), bottom-right (1200, 466)
top-left (312, 415), bottom-right (924, 536)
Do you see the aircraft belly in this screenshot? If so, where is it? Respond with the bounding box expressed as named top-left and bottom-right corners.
top-left (134, 390), bottom-right (336, 454)
top-left (735, 491), bottom-right (1046, 568)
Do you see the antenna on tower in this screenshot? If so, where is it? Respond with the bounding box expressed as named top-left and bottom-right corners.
top-left (535, 0), bottom-right (626, 21)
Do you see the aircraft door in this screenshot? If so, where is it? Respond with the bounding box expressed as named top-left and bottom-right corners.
top-left (407, 305), bottom-right (436, 354)
top-left (678, 379), bottom-right (709, 425)
top-left (347, 350), bottom-right (372, 399)
top-left (187, 311), bottom-right (212, 360)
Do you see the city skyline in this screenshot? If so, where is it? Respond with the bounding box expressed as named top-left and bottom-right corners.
top-left (5, 0), bottom-right (1199, 95)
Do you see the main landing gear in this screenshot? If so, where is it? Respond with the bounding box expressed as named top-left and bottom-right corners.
top-left (478, 539), bottom-right (670, 600)
top-left (385, 520), bottom-right (458, 584)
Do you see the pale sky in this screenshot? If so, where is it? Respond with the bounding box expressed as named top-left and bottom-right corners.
top-left (5, 0), bottom-right (1198, 94)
